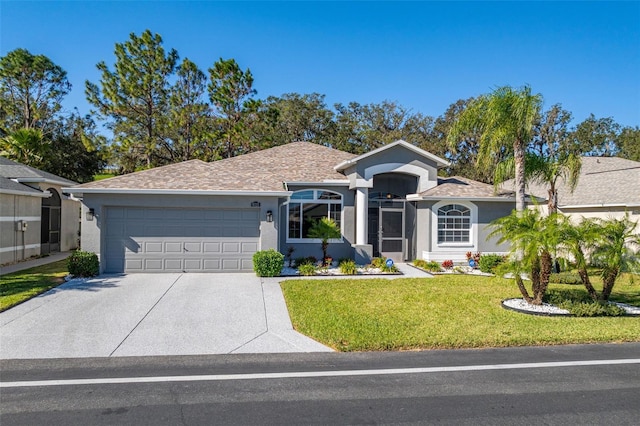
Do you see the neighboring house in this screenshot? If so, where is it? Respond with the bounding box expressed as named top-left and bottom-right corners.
top-left (0, 157), bottom-right (80, 265)
top-left (508, 156), bottom-right (640, 231)
top-left (64, 141), bottom-right (515, 274)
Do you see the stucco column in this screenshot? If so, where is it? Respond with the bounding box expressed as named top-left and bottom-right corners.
top-left (355, 186), bottom-right (368, 245)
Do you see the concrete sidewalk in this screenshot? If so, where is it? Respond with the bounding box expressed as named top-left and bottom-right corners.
top-left (0, 273), bottom-right (332, 359)
top-left (0, 251), bottom-right (72, 276)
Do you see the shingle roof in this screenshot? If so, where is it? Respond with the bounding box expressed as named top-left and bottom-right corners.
top-left (0, 176), bottom-right (46, 195)
top-left (417, 176), bottom-right (515, 199)
top-left (509, 156), bottom-right (640, 207)
top-left (70, 142), bottom-right (355, 192)
top-left (0, 157), bottom-right (77, 186)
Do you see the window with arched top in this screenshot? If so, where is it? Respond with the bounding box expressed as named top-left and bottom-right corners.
top-left (437, 203), bottom-right (471, 243)
top-left (287, 190), bottom-right (342, 240)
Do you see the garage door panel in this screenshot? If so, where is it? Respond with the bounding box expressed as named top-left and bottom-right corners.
top-left (105, 207), bottom-right (259, 273)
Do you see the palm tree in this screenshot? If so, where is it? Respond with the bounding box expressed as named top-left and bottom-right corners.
top-left (557, 215), bottom-right (600, 300)
top-left (448, 85), bottom-right (542, 212)
top-left (488, 209), bottom-right (561, 304)
top-left (307, 217), bottom-right (341, 265)
top-left (0, 128), bottom-right (49, 168)
top-left (590, 214), bottom-right (640, 301)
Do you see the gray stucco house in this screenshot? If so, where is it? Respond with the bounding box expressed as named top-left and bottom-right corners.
top-left (1, 157), bottom-right (80, 265)
top-left (65, 141), bottom-right (515, 273)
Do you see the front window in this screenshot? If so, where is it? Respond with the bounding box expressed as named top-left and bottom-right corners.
top-left (288, 190), bottom-right (342, 240)
top-left (437, 204), bottom-right (471, 243)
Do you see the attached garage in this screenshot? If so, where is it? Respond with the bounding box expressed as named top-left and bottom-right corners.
top-left (104, 207), bottom-right (260, 273)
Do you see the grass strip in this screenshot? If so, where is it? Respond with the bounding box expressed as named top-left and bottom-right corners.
top-left (281, 274), bottom-right (640, 351)
top-left (0, 260), bottom-right (69, 312)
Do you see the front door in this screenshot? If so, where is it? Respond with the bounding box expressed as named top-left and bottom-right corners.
top-left (379, 208), bottom-right (404, 262)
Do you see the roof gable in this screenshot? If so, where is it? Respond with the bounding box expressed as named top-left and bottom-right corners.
top-left (334, 140), bottom-right (450, 171)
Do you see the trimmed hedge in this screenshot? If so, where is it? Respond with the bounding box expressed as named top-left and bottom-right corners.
top-left (67, 250), bottom-right (99, 277)
top-left (478, 254), bottom-right (505, 273)
top-left (253, 249), bottom-right (284, 277)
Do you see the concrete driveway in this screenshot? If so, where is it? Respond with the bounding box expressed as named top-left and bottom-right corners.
top-left (0, 274), bottom-right (331, 359)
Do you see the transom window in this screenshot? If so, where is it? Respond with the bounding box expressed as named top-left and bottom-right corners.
top-left (437, 204), bottom-right (471, 243)
top-left (288, 190), bottom-right (342, 240)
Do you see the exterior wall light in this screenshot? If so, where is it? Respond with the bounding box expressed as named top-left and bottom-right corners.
top-left (266, 210), bottom-right (273, 222)
top-left (86, 208), bottom-right (95, 221)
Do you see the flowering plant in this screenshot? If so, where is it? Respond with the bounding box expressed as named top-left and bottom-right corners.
top-left (441, 259), bottom-right (454, 269)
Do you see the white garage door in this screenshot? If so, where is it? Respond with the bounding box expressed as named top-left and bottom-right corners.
top-left (104, 207), bottom-right (260, 273)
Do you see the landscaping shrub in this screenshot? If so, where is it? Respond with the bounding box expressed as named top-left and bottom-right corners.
top-left (339, 259), bottom-right (358, 275)
top-left (478, 254), bottom-right (505, 273)
top-left (545, 290), bottom-right (627, 317)
top-left (298, 263), bottom-right (317, 276)
top-left (293, 256), bottom-right (317, 267)
top-left (549, 272), bottom-right (582, 285)
top-left (413, 259), bottom-right (443, 273)
top-left (441, 259), bottom-right (454, 269)
top-left (370, 257), bottom-right (386, 269)
top-left (67, 250), bottom-right (99, 277)
top-left (253, 249), bottom-right (284, 277)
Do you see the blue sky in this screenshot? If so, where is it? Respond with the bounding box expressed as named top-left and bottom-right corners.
top-left (2, 1), bottom-right (639, 130)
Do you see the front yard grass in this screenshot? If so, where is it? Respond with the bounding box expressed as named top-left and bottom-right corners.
top-left (280, 274), bottom-right (640, 351)
top-left (0, 260), bottom-right (68, 312)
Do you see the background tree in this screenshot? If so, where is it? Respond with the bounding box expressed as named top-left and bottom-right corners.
top-left (0, 128), bottom-right (49, 168)
top-left (0, 48), bottom-right (71, 134)
top-left (208, 58), bottom-right (259, 159)
top-left (86, 29), bottom-right (178, 172)
top-left (569, 114), bottom-right (619, 156)
top-left (250, 93), bottom-right (335, 149)
top-left (333, 100), bottom-right (437, 154)
top-left (616, 126), bottom-right (640, 161)
top-left (168, 58), bottom-right (211, 161)
top-left (448, 85), bottom-right (542, 211)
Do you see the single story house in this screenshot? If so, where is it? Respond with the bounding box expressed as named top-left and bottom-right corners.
top-left (65, 141), bottom-right (515, 274)
top-left (507, 156), bottom-right (640, 232)
top-left (0, 157), bottom-right (80, 265)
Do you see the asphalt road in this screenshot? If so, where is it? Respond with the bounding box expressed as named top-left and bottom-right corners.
top-left (2, 343), bottom-right (639, 425)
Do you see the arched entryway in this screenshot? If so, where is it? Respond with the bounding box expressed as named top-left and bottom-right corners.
top-left (41, 188), bottom-right (61, 254)
top-left (367, 173), bottom-right (418, 261)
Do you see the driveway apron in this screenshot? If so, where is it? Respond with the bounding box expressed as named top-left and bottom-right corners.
top-left (0, 274), bottom-right (331, 359)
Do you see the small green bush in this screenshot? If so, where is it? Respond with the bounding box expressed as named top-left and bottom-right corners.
top-left (298, 263), bottom-right (317, 276)
top-left (293, 256), bottom-right (317, 267)
top-left (370, 257), bottom-right (386, 269)
top-left (549, 272), bottom-right (582, 285)
top-left (253, 249), bottom-right (284, 277)
top-left (413, 259), bottom-right (427, 268)
top-left (339, 259), bottom-right (358, 275)
top-left (67, 250), bottom-right (99, 277)
top-left (545, 290), bottom-right (627, 317)
top-left (478, 254), bottom-right (505, 273)
top-left (413, 259), bottom-right (442, 272)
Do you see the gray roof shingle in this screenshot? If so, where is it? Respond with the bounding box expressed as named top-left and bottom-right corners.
top-left (0, 157), bottom-right (78, 186)
top-left (506, 156), bottom-right (640, 207)
top-left (418, 176), bottom-right (515, 199)
top-left (71, 142), bottom-right (355, 192)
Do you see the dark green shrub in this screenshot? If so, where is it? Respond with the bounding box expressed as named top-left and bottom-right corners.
top-left (253, 249), bottom-right (284, 277)
top-left (298, 263), bottom-right (317, 276)
top-left (67, 250), bottom-right (99, 277)
top-left (549, 272), bottom-right (582, 285)
top-left (545, 290), bottom-right (627, 317)
top-left (339, 259), bottom-right (357, 275)
top-left (293, 256), bottom-right (317, 267)
top-left (478, 254), bottom-right (505, 273)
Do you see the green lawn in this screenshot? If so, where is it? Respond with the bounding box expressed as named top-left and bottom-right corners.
top-left (280, 274), bottom-right (640, 351)
top-left (0, 260), bottom-right (69, 312)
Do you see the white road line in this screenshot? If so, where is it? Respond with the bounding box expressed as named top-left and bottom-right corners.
top-left (2, 358), bottom-right (639, 388)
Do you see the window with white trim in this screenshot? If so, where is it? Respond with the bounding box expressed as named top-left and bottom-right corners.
top-left (288, 190), bottom-right (342, 240)
top-left (437, 204), bottom-right (471, 243)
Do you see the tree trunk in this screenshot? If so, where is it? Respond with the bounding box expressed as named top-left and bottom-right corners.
top-left (534, 251), bottom-right (552, 305)
top-left (514, 141), bottom-right (526, 212)
top-left (548, 186), bottom-right (557, 215)
top-left (599, 267), bottom-right (619, 301)
top-left (515, 274), bottom-right (533, 304)
top-left (578, 268), bottom-right (598, 301)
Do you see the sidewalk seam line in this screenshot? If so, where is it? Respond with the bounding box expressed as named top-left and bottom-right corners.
top-left (108, 274), bottom-right (184, 357)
